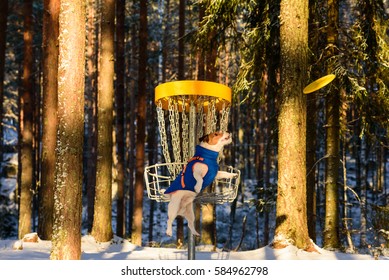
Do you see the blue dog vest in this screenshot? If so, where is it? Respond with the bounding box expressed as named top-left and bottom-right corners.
top-left (164, 145), bottom-right (219, 194)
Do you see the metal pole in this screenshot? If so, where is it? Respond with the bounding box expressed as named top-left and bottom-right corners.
top-left (188, 102), bottom-right (196, 260)
top-left (188, 208), bottom-right (196, 260)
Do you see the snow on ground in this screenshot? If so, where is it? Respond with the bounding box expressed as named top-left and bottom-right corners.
top-left (0, 234), bottom-right (387, 260)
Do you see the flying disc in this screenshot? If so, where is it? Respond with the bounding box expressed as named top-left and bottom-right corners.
top-left (303, 74), bottom-right (336, 94)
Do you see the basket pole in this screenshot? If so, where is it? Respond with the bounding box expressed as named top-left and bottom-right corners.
top-left (188, 102), bottom-right (197, 260)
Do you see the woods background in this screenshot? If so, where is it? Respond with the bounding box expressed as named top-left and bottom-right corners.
top-left (0, 0), bottom-right (388, 259)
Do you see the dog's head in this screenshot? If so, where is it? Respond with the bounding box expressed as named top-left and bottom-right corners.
top-left (199, 131), bottom-right (232, 152)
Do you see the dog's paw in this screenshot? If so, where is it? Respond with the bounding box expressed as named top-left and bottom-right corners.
top-left (188, 225), bottom-right (200, 236)
top-left (194, 184), bottom-right (202, 193)
top-left (190, 229), bottom-right (200, 236)
top-left (166, 229), bottom-right (172, 237)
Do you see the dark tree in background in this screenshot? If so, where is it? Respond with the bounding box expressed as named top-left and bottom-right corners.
top-left (91, 0), bottom-right (115, 243)
top-left (18, 0), bottom-right (34, 239)
top-left (0, 0), bottom-right (8, 165)
top-left (132, 0), bottom-right (148, 246)
top-left (38, 0), bottom-right (59, 241)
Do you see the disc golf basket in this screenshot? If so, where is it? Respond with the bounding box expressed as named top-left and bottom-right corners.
top-left (144, 80), bottom-right (240, 205)
top-left (144, 80), bottom-right (241, 259)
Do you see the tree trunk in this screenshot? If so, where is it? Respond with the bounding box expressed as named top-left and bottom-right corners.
top-left (38, 0), bottom-right (59, 241)
top-left (0, 0), bottom-right (8, 166)
top-left (127, 4), bottom-right (138, 235)
top-left (176, 0), bottom-right (186, 247)
top-left (323, 0), bottom-right (340, 250)
top-left (132, 0), bottom-right (148, 246)
top-left (85, 0), bottom-right (98, 233)
top-left (18, 0), bottom-right (34, 239)
top-left (273, 0), bottom-right (313, 251)
top-left (201, 27), bottom-right (218, 247)
top-left (115, 0), bottom-right (126, 238)
top-left (50, 0), bottom-right (86, 260)
top-left (91, 0), bottom-right (115, 242)
top-left (306, 0), bottom-right (320, 243)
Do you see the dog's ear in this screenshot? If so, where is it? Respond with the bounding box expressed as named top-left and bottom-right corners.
top-left (199, 134), bottom-right (209, 143)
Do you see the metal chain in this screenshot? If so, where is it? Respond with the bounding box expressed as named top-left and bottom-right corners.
top-left (157, 101), bottom-right (174, 175)
top-left (197, 101), bottom-right (204, 142)
top-left (218, 102), bottom-right (231, 163)
top-left (220, 102), bottom-right (230, 132)
top-left (189, 100), bottom-right (196, 155)
top-left (181, 97), bottom-right (189, 161)
top-left (168, 98), bottom-right (182, 175)
top-left (206, 99), bottom-right (217, 134)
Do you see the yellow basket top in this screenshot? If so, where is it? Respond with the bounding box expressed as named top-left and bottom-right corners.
top-left (155, 80), bottom-right (231, 111)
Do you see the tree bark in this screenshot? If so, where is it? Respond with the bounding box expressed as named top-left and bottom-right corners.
top-left (85, 0), bottom-right (98, 233)
top-left (0, 0), bottom-right (8, 166)
top-left (18, 0), bottom-right (34, 239)
top-left (91, 0), bottom-right (115, 242)
top-left (176, 0), bottom-right (186, 247)
top-left (50, 0), bottom-right (86, 260)
top-left (273, 0), bottom-right (313, 251)
top-left (323, 0), bottom-right (340, 250)
top-left (132, 0), bottom-right (148, 246)
top-left (306, 0), bottom-right (320, 243)
top-left (115, 0), bottom-right (126, 238)
top-left (38, 0), bottom-right (59, 241)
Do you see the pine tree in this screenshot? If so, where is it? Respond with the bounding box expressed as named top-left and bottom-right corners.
top-left (0, 0), bottom-right (8, 165)
top-left (132, 0), bottom-right (148, 246)
top-left (273, 0), bottom-right (314, 251)
top-left (115, 0), bottom-right (126, 238)
top-left (38, 0), bottom-right (60, 241)
top-left (91, 0), bottom-right (115, 243)
top-left (18, 0), bottom-right (34, 239)
top-left (323, 0), bottom-right (340, 250)
top-left (50, 0), bottom-right (86, 260)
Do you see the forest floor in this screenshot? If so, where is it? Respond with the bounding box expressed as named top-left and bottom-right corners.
top-left (0, 234), bottom-right (388, 260)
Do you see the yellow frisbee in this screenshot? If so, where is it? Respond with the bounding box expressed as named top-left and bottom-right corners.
top-left (303, 74), bottom-right (336, 94)
top-left (155, 80), bottom-right (231, 111)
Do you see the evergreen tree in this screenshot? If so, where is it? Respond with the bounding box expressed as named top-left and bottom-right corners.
top-left (50, 0), bottom-right (86, 260)
top-left (0, 0), bottom-right (8, 165)
top-left (273, 0), bottom-right (314, 251)
top-left (91, 0), bottom-right (115, 243)
top-left (38, 0), bottom-right (59, 241)
top-left (323, 0), bottom-right (340, 250)
top-left (115, 0), bottom-right (126, 239)
top-left (132, 0), bottom-right (148, 246)
top-left (18, 0), bottom-right (34, 239)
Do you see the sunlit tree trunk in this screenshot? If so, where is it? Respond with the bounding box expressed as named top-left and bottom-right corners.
top-left (18, 0), bottom-right (34, 239)
top-left (0, 0), bottom-right (8, 165)
top-left (91, 0), bottom-right (115, 242)
top-left (323, 0), bottom-right (340, 250)
top-left (273, 0), bottom-right (313, 251)
top-left (38, 0), bottom-right (59, 241)
top-left (132, 0), bottom-right (148, 246)
top-left (115, 0), bottom-right (126, 238)
top-left (50, 0), bottom-right (86, 260)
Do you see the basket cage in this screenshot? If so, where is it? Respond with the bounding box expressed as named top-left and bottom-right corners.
top-left (144, 162), bottom-right (241, 204)
top-left (145, 81), bottom-right (240, 204)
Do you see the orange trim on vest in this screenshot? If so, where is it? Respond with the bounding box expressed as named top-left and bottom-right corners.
top-left (180, 156), bottom-right (204, 188)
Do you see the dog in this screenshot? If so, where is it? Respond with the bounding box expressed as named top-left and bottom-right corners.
top-left (163, 131), bottom-right (237, 237)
